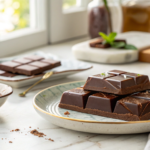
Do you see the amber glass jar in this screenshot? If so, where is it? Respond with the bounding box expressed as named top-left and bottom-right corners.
top-left (122, 0), bottom-right (150, 32)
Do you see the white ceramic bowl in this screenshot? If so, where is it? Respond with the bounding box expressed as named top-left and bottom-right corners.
top-left (0, 83), bottom-right (13, 107)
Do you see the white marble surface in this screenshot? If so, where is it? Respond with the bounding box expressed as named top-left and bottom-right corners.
top-left (0, 37), bottom-right (149, 150)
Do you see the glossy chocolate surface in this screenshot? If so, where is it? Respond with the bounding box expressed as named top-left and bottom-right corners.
top-left (83, 70), bottom-right (150, 95)
top-left (0, 56), bottom-right (61, 76)
top-left (60, 88), bottom-right (93, 108)
top-left (114, 97), bottom-right (150, 116)
top-left (86, 92), bottom-right (120, 112)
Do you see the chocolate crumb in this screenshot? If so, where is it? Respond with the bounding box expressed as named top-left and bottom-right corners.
top-left (2, 138), bottom-right (3, 140)
top-left (10, 130), bottom-right (14, 132)
top-left (9, 141), bottom-right (12, 143)
top-left (48, 138), bottom-right (54, 142)
top-left (64, 111), bottom-right (70, 115)
top-left (29, 126), bottom-right (31, 128)
top-left (15, 129), bottom-right (20, 131)
top-left (30, 129), bottom-right (45, 137)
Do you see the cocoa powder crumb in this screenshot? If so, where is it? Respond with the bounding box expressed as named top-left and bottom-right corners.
top-left (29, 126), bottom-right (31, 128)
top-left (64, 111), bottom-right (70, 115)
top-left (48, 138), bottom-right (54, 142)
top-left (15, 129), bottom-right (20, 131)
top-left (10, 130), bottom-right (14, 132)
top-left (30, 129), bottom-right (45, 137)
top-left (9, 141), bottom-right (12, 143)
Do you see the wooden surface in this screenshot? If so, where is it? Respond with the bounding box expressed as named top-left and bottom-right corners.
top-left (0, 37), bottom-right (149, 150)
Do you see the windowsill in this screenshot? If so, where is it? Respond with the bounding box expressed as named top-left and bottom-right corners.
top-left (63, 7), bottom-right (87, 14)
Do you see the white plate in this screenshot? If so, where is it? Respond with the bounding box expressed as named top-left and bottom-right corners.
top-left (33, 81), bottom-right (150, 134)
top-left (0, 52), bottom-right (92, 88)
top-left (72, 32), bottom-right (150, 64)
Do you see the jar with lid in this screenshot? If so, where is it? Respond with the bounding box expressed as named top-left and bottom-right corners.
top-left (122, 0), bottom-right (150, 32)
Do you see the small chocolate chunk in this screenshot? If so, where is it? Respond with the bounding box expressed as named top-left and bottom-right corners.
top-left (114, 97), bottom-right (150, 116)
top-left (86, 92), bottom-right (120, 112)
top-left (59, 88), bottom-right (93, 109)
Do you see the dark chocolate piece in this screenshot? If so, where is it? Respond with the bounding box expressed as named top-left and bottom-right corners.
top-left (114, 97), bottom-right (150, 116)
top-left (15, 65), bottom-right (41, 76)
top-left (108, 70), bottom-right (127, 75)
top-left (122, 73), bottom-right (149, 85)
top-left (0, 61), bottom-right (21, 73)
top-left (40, 59), bottom-right (61, 67)
top-left (29, 61), bottom-right (52, 72)
top-left (86, 92), bottom-right (120, 112)
top-left (83, 70), bottom-right (150, 95)
top-left (24, 55), bottom-right (44, 61)
top-left (12, 58), bottom-right (33, 64)
top-left (59, 88), bottom-right (93, 110)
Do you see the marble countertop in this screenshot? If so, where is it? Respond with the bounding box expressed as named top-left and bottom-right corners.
top-left (0, 37), bottom-right (149, 150)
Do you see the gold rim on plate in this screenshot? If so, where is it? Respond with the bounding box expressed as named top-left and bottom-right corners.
top-left (33, 81), bottom-right (150, 124)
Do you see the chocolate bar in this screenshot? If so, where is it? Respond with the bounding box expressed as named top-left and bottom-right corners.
top-left (0, 55), bottom-right (61, 76)
top-left (59, 88), bottom-right (150, 121)
top-left (0, 70), bottom-right (16, 77)
top-left (59, 88), bottom-right (93, 112)
top-left (83, 70), bottom-right (150, 95)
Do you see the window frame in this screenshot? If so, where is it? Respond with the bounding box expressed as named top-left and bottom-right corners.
top-left (0, 0), bottom-right (48, 58)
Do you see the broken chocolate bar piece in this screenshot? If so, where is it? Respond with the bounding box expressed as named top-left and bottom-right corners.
top-left (83, 70), bottom-right (150, 95)
top-left (86, 93), bottom-right (121, 112)
top-left (59, 88), bottom-right (93, 112)
top-left (114, 96), bottom-right (150, 118)
top-left (12, 58), bottom-right (33, 64)
top-left (15, 65), bottom-right (41, 76)
top-left (24, 55), bottom-right (44, 61)
top-left (0, 61), bottom-right (21, 73)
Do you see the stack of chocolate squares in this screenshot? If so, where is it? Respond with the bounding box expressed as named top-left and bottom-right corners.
top-left (0, 55), bottom-right (61, 76)
top-left (59, 70), bottom-right (150, 121)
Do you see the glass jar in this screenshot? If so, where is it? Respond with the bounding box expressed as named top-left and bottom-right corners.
top-left (88, 0), bottom-right (109, 38)
top-left (122, 0), bottom-right (150, 32)
top-left (88, 0), bottom-right (121, 38)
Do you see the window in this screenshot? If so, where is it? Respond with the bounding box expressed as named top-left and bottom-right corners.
top-left (0, 0), bottom-right (48, 58)
top-left (0, 0), bottom-right (30, 36)
top-left (0, 0), bottom-right (91, 57)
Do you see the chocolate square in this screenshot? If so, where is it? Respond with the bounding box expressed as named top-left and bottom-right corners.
top-left (12, 58), bottom-right (33, 64)
top-left (29, 61), bottom-right (52, 72)
top-left (108, 70), bottom-right (127, 75)
top-left (114, 97), bottom-right (150, 116)
top-left (24, 55), bottom-right (44, 61)
top-left (122, 73), bottom-right (149, 85)
top-left (106, 75), bottom-right (136, 89)
top-left (0, 61), bottom-right (21, 73)
top-left (59, 88), bottom-right (93, 109)
top-left (15, 65), bottom-right (41, 76)
top-left (86, 93), bottom-right (120, 112)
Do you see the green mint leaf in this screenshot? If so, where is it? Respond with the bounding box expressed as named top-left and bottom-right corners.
top-left (103, 0), bottom-right (108, 10)
top-left (101, 73), bottom-right (105, 76)
top-left (108, 32), bottom-right (117, 43)
top-left (137, 74), bottom-right (141, 76)
top-left (124, 44), bottom-right (138, 50)
top-left (112, 42), bottom-right (126, 48)
top-left (99, 32), bottom-right (110, 43)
